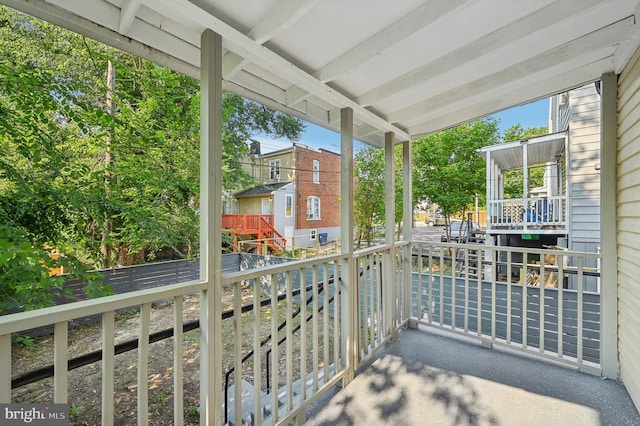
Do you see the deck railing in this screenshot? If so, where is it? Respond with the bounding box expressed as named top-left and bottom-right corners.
top-left (487, 196), bottom-right (567, 231)
top-left (410, 241), bottom-right (601, 374)
top-left (1, 241), bottom-right (602, 424)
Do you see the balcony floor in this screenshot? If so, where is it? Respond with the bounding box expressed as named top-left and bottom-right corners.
top-left (306, 327), bottom-right (639, 425)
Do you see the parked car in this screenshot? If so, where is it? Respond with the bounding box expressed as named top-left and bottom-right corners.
top-left (441, 220), bottom-right (483, 243)
top-left (425, 213), bottom-right (447, 226)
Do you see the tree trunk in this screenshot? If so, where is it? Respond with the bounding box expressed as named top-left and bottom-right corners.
top-left (101, 60), bottom-right (115, 268)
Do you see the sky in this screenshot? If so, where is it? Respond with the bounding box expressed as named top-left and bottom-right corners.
top-left (255, 97), bottom-right (550, 154)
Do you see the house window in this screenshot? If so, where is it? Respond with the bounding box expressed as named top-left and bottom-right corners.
top-left (285, 194), bottom-right (293, 217)
top-left (310, 229), bottom-right (317, 241)
top-left (306, 196), bottom-right (321, 220)
top-left (269, 159), bottom-right (281, 180)
top-left (312, 160), bottom-right (320, 183)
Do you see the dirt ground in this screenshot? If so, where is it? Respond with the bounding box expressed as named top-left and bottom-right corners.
top-left (11, 286), bottom-right (335, 425)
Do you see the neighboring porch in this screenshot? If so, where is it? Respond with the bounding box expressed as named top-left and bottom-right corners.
top-left (479, 133), bottom-right (568, 234)
top-left (222, 214), bottom-right (286, 254)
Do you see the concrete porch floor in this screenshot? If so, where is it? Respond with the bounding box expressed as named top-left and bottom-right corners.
top-left (306, 327), bottom-right (639, 426)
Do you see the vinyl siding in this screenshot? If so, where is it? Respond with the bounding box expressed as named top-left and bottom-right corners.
top-left (568, 85), bottom-right (601, 246)
top-left (617, 47), bottom-right (640, 412)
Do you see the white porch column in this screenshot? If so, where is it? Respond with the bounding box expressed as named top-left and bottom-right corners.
top-left (384, 132), bottom-right (397, 338)
top-left (199, 29), bottom-right (223, 426)
top-left (401, 139), bottom-right (412, 327)
top-left (485, 151), bottom-right (492, 223)
top-left (600, 71), bottom-right (619, 379)
top-left (340, 107), bottom-right (356, 384)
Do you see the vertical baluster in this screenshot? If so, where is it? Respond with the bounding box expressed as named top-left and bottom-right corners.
top-left (0, 334), bottom-right (10, 403)
top-left (491, 251), bottom-right (497, 341)
top-left (577, 256), bottom-right (584, 364)
top-left (522, 250), bottom-right (528, 349)
top-left (234, 281), bottom-right (243, 425)
top-left (286, 270), bottom-right (294, 411)
top-left (333, 263), bottom-right (340, 372)
top-left (370, 253), bottom-right (376, 347)
top-left (439, 249), bottom-right (444, 327)
top-left (463, 246), bottom-right (469, 332)
top-left (312, 265), bottom-right (319, 391)
top-left (102, 311), bottom-right (115, 426)
top-left (540, 260), bottom-right (546, 353)
top-left (138, 303), bottom-right (151, 426)
top-left (477, 254), bottom-right (482, 337)
top-left (558, 255), bottom-right (564, 358)
top-left (253, 279), bottom-right (263, 425)
top-left (299, 268), bottom-right (307, 402)
top-left (173, 296), bottom-right (184, 426)
top-left (428, 246), bottom-right (434, 325)
top-left (418, 245), bottom-right (423, 321)
top-left (270, 273), bottom-right (279, 421)
top-left (507, 250), bottom-right (512, 344)
top-left (54, 321), bottom-right (68, 403)
top-left (323, 263), bottom-right (330, 383)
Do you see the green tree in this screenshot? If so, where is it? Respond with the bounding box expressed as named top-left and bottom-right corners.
top-left (354, 147), bottom-right (385, 247)
top-left (501, 124), bottom-right (549, 198)
top-left (413, 119), bottom-right (500, 240)
top-left (0, 6), bottom-right (303, 309)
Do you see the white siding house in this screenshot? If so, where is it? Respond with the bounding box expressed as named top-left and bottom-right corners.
top-left (617, 47), bottom-right (640, 414)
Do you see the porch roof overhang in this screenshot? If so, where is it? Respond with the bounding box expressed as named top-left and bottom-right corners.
top-left (478, 132), bottom-right (567, 171)
top-left (3, 0), bottom-right (640, 147)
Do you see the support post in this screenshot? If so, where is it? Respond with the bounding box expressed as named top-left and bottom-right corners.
top-left (402, 139), bottom-right (412, 326)
top-left (340, 107), bottom-right (356, 385)
top-left (199, 29), bottom-right (223, 426)
top-left (600, 71), bottom-right (619, 379)
top-left (384, 132), bottom-right (397, 339)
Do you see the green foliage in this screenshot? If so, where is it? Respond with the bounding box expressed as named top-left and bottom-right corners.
top-left (501, 124), bottom-right (549, 198)
top-left (412, 119), bottom-right (500, 226)
top-left (354, 147), bottom-right (385, 247)
top-left (0, 6), bottom-right (302, 310)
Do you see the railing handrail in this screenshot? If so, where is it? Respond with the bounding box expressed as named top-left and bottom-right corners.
top-left (0, 280), bottom-right (206, 336)
top-left (222, 252), bottom-right (347, 284)
top-left (488, 195), bottom-right (567, 203)
top-left (421, 241), bottom-right (602, 259)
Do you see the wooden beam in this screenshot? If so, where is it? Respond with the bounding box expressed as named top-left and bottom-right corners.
top-left (138, 0), bottom-right (411, 141)
top-left (118, 0), bottom-right (140, 35)
top-left (390, 17), bottom-right (633, 125)
top-left (356, 0), bottom-right (614, 107)
top-left (313, 0), bottom-right (471, 83)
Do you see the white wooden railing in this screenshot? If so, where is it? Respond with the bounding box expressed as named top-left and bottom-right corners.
top-left (0, 241), bottom-right (602, 424)
top-left (410, 242), bottom-right (601, 374)
top-left (1, 245), bottom-right (401, 425)
top-left (487, 196), bottom-right (567, 231)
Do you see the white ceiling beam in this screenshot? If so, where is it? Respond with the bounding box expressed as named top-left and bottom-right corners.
top-left (285, 85), bottom-right (310, 107)
top-left (356, 0), bottom-right (610, 107)
top-left (248, 0), bottom-right (320, 45)
top-left (388, 17), bottom-right (634, 124)
top-left (138, 0), bottom-right (411, 141)
top-left (408, 57), bottom-right (612, 137)
top-left (118, 0), bottom-right (141, 35)
top-left (2, 0), bottom-right (200, 78)
top-left (312, 0), bottom-right (471, 83)
top-left (224, 0), bottom-right (319, 80)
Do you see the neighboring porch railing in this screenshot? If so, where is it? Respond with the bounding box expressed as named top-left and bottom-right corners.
top-left (222, 214), bottom-right (287, 253)
top-left (487, 196), bottom-right (567, 232)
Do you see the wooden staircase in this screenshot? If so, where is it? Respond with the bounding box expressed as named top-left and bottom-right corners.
top-left (222, 214), bottom-right (286, 254)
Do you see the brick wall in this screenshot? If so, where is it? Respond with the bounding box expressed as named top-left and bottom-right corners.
top-left (295, 147), bottom-right (341, 229)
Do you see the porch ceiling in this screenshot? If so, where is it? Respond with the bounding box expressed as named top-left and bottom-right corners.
top-left (478, 132), bottom-right (567, 170)
top-left (5, 0), bottom-right (640, 147)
